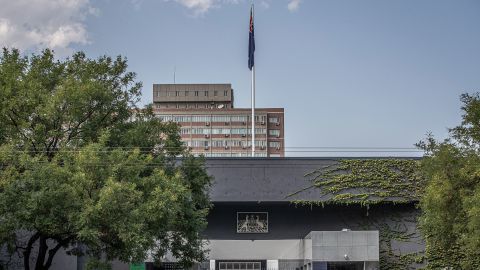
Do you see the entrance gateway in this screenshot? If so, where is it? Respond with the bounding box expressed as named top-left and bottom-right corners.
top-left (205, 231), bottom-right (380, 270)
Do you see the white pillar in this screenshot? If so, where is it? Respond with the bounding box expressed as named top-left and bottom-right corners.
top-left (267, 260), bottom-right (278, 270)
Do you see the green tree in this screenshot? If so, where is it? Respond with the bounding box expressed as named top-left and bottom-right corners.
top-left (417, 93), bottom-right (480, 269)
top-left (0, 48), bottom-right (211, 270)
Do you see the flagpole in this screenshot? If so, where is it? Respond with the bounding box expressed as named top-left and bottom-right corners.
top-left (251, 65), bottom-right (255, 157)
top-left (251, 4), bottom-right (255, 157)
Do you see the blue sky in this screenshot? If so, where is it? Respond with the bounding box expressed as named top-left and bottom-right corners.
top-left (2, 0), bottom-right (480, 156)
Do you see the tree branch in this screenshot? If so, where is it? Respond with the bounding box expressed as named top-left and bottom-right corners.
top-left (7, 110), bottom-right (38, 152)
top-left (43, 237), bottom-right (73, 269)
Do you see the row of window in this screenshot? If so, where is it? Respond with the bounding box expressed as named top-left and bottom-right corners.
top-left (156, 90), bottom-right (229, 97)
top-left (186, 140), bottom-right (269, 147)
top-left (181, 128), bottom-right (268, 135)
top-left (158, 115), bottom-right (275, 123)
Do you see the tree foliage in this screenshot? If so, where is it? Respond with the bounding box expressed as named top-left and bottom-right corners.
top-left (417, 93), bottom-right (480, 269)
top-left (0, 48), bottom-right (211, 270)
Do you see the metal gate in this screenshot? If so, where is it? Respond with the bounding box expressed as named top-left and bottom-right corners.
top-left (218, 262), bottom-right (262, 270)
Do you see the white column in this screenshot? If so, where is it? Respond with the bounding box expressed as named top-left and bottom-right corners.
top-left (267, 260), bottom-right (278, 270)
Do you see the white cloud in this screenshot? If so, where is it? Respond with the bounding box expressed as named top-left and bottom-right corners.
top-left (166, 0), bottom-right (240, 15)
top-left (0, 0), bottom-right (96, 53)
top-left (287, 0), bottom-right (301, 11)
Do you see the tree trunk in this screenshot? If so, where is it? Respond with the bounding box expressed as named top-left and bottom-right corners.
top-left (23, 233), bottom-right (40, 270)
top-left (34, 236), bottom-right (48, 270)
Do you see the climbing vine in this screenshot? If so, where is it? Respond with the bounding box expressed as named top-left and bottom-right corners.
top-left (291, 159), bottom-right (427, 269)
top-left (299, 159), bottom-right (425, 204)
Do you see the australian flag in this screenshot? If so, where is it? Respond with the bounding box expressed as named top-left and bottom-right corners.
top-left (248, 5), bottom-right (255, 70)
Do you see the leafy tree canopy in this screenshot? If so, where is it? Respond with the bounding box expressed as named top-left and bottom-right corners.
top-left (417, 93), bottom-right (480, 269)
top-left (0, 48), bottom-right (211, 270)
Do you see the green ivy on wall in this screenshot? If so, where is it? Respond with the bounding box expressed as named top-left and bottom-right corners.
top-left (291, 159), bottom-right (427, 269)
top-left (299, 159), bottom-right (425, 204)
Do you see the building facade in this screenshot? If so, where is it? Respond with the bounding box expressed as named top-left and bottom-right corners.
top-left (196, 158), bottom-right (424, 270)
top-left (153, 84), bottom-right (285, 157)
top-left (38, 158), bottom-right (424, 270)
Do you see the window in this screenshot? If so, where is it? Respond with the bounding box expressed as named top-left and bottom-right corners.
top-left (167, 92), bottom-right (172, 97)
top-left (269, 117), bottom-right (279, 124)
top-left (185, 91), bottom-right (189, 96)
top-left (253, 115), bottom-right (267, 123)
top-left (204, 91), bottom-right (209, 96)
top-left (189, 140), bottom-right (210, 147)
top-left (247, 128), bottom-right (266, 134)
top-left (231, 115), bottom-right (248, 122)
top-left (224, 90), bottom-right (228, 96)
top-left (231, 128), bottom-right (247, 135)
top-left (195, 91), bottom-right (199, 96)
top-left (214, 91), bottom-right (218, 96)
top-left (175, 91), bottom-right (179, 96)
top-left (211, 115), bottom-right (230, 122)
top-left (269, 130), bottom-right (280, 137)
top-left (173, 116), bottom-right (191, 122)
top-left (269, 141), bottom-right (281, 148)
top-left (191, 115), bottom-right (211, 122)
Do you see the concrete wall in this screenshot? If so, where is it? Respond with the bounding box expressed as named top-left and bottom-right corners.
top-left (308, 231), bottom-right (378, 262)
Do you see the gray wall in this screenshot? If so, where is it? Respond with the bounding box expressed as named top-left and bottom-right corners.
top-left (204, 158), bottom-right (419, 203)
top-left (204, 203), bottom-right (413, 240)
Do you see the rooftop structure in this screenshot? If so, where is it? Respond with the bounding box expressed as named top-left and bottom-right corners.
top-left (153, 84), bottom-right (234, 110)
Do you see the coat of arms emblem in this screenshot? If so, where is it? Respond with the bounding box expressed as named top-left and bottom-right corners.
top-left (237, 212), bottom-right (268, 233)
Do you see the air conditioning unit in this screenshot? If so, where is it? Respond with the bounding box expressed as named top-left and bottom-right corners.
top-left (242, 146), bottom-right (247, 149)
top-left (204, 146), bottom-right (209, 150)
top-left (242, 121), bottom-right (246, 125)
top-left (205, 122), bottom-right (210, 126)
top-left (276, 134), bottom-right (280, 138)
top-left (261, 121), bottom-right (265, 125)
top-left (276, 147), bottom-right (280, 150)
top-left (260, 146), bottom-right (265, 150)
top-left (276, 122), bottom-right (280, 126)
top-left (204, 134), bottom-right (210, 138)
top-left (225, 122), bottom-right (230, 125)
top-left (224, 145), bottom-right (229, 149)
top-left (224, 134), bottom-right (230, 137)
top-left (241, 134), bottom-right (246, 137)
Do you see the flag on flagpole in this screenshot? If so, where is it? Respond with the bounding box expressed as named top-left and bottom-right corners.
top-left (248, 5), bottom-right (255, 70)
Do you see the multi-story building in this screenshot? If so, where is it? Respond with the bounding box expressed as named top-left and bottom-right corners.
top-left (152, 84), bottom-right (285, 157)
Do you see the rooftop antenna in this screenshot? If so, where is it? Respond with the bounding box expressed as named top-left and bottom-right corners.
top-left (173, 66), bottom-right (176, 85)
